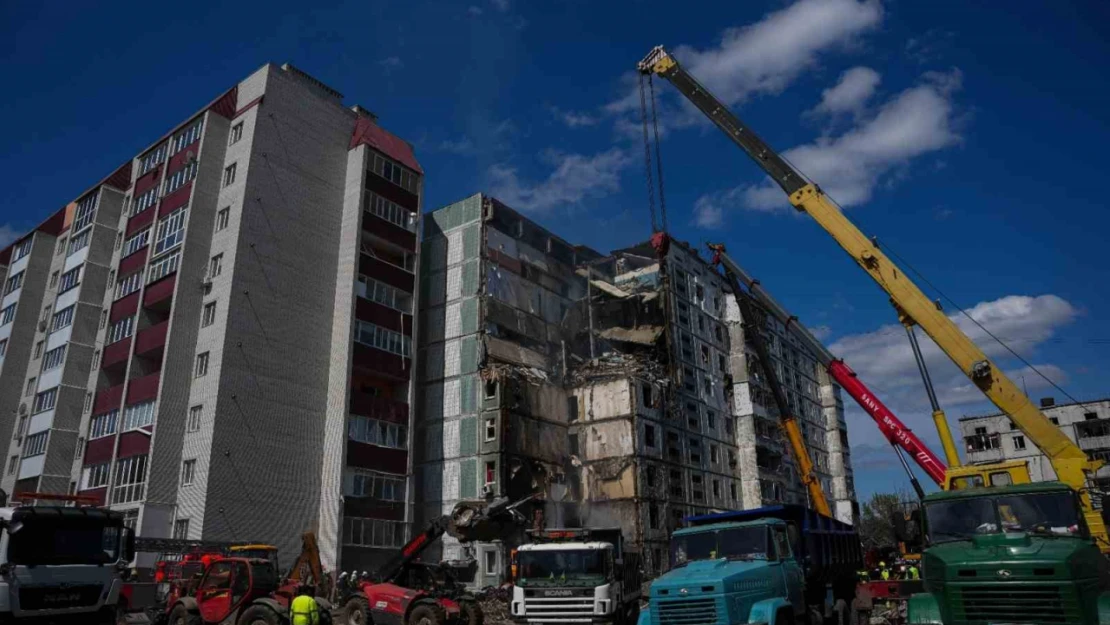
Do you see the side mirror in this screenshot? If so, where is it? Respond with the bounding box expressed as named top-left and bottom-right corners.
top-left (122, 527), bottom-right (136, 563)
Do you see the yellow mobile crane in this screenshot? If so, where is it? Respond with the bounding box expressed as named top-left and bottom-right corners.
top-left (638, 45), bottom-right (1108, 545)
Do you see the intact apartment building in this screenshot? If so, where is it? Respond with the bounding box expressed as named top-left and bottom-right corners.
top-left (0, 63), bottom-right (422, 572)
top-left (960, 398), bottom-right (1110, 485)
top-left (415, 195), bottom-right (858, 581)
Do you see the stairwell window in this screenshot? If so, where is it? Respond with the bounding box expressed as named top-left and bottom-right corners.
top-left (107, 316), bottom-right (134, 344)
top-left (154, 208), bottom-right (187, 256)
top-left (7, 456), bottom-right (17, 475)
top-left (215, 208), bottom-right (230, 232)
top-left (111, 455), bottom-right (148, 504)
top-left (42, 345), bottom-right (66, 371)
top-left (72, 193), bottom-right (98, 233)
top-left (122, 230), bottom-right (150, 257)
top-left (24, 432), bottom-right (48, 457)
top-left (4, 271), bottom-right (24, 295)
top-left (122, 401), bottom-right (155, 431)
top-left (25, 377), bottom-right (36, 396)
top-left (223, 163), bottom-right (237, 187)
top-left (81, 462), bottom-right (110, 489)
top-left (171, 119), bottom-right (203, 155)
top-left (32, 388), bottom-right (57, 414)
top-left (89, 410), bottom-right (119, 439)
top-left (201, 302), bottom-right (217, 328)
top-left (163, 160), bottom-right (198, 196)
top-left (181, 459), bottom-right (196, 486)
top-left (209, 254), bottom-right (223, 278)
top-left (229, 122), bottom-right (244, 145)
top-left (0, 339), bottom-right (7, 357)
top-left (51, 306), bottom-right (74, 331)
top-left (195, 352), bottom-right (209, 378)
top-left (187, 405), bottom-right (202, 432)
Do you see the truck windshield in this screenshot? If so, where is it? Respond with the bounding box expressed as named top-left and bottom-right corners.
top-left (6, 517), bottom-right (122, 565)
top-left (516, 549), bottom-right (609, 586)
top-left (670, 526), bottom-right (767, 566)
top-left (926, 492), bottom-right (1085, 543)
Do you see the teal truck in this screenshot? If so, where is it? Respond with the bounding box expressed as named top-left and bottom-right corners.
top-left (908, 481), bottom-right (1110, 624)
top-left (639, 505), bottom-right (861, 625)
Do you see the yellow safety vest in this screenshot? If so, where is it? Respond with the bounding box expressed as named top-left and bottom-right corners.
top-left (909, 566), bottom-right (920, 580)
top-left (291, 594), bottom-right (320, 625)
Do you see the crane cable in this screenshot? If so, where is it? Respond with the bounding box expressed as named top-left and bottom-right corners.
top-left (639, 73), bottom-right (668, 233)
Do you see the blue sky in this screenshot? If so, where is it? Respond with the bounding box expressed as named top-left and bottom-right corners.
top-left (3, 0), bottom-right (1109, 501)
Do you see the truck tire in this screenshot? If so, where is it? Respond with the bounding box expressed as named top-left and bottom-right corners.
top-left (240, 604), bottom-right (283, 625)
top-left (460, 600), bottom-right (484, 625)
top-left (409, 603), bottom-right (445, 625)
top-left (344, 595), bottom-right (371, 625)
top-left (627, 602), bottom-right (641, 625)
top-left (774, 607), bottom-right (795, 625)
top-left (169, 604), bottom-right (200, 625)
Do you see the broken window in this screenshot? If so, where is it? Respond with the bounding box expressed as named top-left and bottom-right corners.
top-left (707, 411), bottom-right (716, 430)
top-left (728, 450), bottom-right (737, 467)
top-left (687, 416), bottom-right (698, 430)
top-left (715, 325), bottom-right (723, 342)
top-left (698, 315), bottom-right (705, 331)
top-left (484, 380), bottom-right (499, 400)
top-left (646, 466), bottom-right (657, 487)
top-left (641, 383), bottom-right (653, 408)
top-left (712, 479), bottom-right (721, 498)
top-left (569, 433), bottom-right (579, 456)
top-left (669, 469), bottom-right (683, 496)
top-left (645, 424), bottom-right (656, 448)
top-left (700, 345), bottom-right (710, 364)
top-left (485, 417), bottom-right (497, 442)
top-left (695, 284), bottom-right (704, 304)
top-left (710, 445), bottom-right (719, 463)
top-left (719, 354), bottom-right (728, 373)
top-left (683, 367), bottom-right (695, 393)
top-left (649, 504), bottom-right (659, 529)
top-left (730, 482), bottom-right (738, 500)
top-left (725, 417), bottom-right (735, 436)
top-left (567, 396), bottom-right (579, 422)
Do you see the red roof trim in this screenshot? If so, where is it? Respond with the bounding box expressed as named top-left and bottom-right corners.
top-left (209, 87), bottom-right (238, 119)
top-left (350, 117), bottom-right (423, 175)
top-left (234, 96), bottom-right (264, 118)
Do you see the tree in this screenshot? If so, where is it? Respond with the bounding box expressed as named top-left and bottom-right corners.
top-left (858, 493), bottom-right (906, 551)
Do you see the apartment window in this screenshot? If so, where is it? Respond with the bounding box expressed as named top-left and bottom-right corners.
top-left (369, 153), bottom-right (419, 194)
top-left (181, 459), bottom-right (196, 486)
top-left (356, 275), bottom-right (413, 313)
top-left (82, 462), bottom-right (111, 489)
top-left (131, 188), bottom-right (158, 216)
top-left (567, 396), bottom-right (578, 422)
top-left (122, 401), bottom-right (155, 431)
top-left (354, 321), bottom-right (412, 357)
top-left (0, 304), bottom-right (15, 326)
top-left (712, 479), bottom-right (721, 498)
top-left (122, 230), bottom-right (150, 257)
top-left (347, 471), bottom-right (406, 501)
top-left (52, 306), bottom-right (74, 331)
top-left (111, 455), bottom-right (148, 504)
top-left (49, 271), bottom-right (59, 288)
top-left (1013, 435), bottom-right (1026, 450)
top-left (107, 316), bottom-right (134, 344)
top-left (12, 238), bottom-right (32, 261)
top-left (33, 341), bottom-right (43, 359)
top-left (138, 143), bottom-right (167, 175)
top-left (7, 456), bottom-right (17, 475)
top-left (230, 122), bottom-right (244, 145)
top-left (58, 266), bottom-right (81, 293)
top-left (728, 449), bottom-right (737, 467)
top-left (343, 517), bottom-right (407, 548)
top-left (201, 302), bottom-right (217, 328)
top-left (154, 208), bottom-right (187, 255)
top-left (485, 461), bottom-right (496, 487)
top-left (42, 345), bottom-right (66, 371)
top-left (645, 424), bottom-right (656, 448)
top-left (0, 339), bottom-right (7, 357)
top-left (364, 193), bottom-right (417, 232)
top-left (72, 193), bottom-right (98, 232)
top-left (187, 405), bottom-right (203, 432)
top-left (208, 254), bottom-right (223, 278)
top-left (4, 271), bottom-right (24, 295)
top-left (25, 377), bottom-right (36, 396)
top-left (173, 519), bottom-right (190, 540)
top-left (707, 411), bottom-right (716, 430)
top-left (710, 444), bottom-right (719, 463)
top-left (725, 417), bottom-right (735, 436)
top-left (649, 504), bottom-right (659, 529)
top-left (1051, 417), bottom-right (1060, 426)
top-left (215, 208), bottom-right (230, 232)
top-left (195, 352), bottom-right (209, 378)
top-left (1086, 412), bottom-right (1099, 421)
top-left (730, 482), bottom-right (738, 501)
top-left (90, 410), bottom-right (119, 439)
top-left (485, 417), bottom-right (497, 442)
top-left (67, 230), bottom-right (90, 256)
top-left (642, 383), bottom-right (653, 408)
top-left (163, 160), bottom-right (198, 196)
top-left (171, 118), bottom-right (203, 155)
top-left (115, 272), bottom-right (143, 299)
top-left (347, 415), bottom-right (407, 449)
top-left (223, 163), bottom-right (237, 187)
top-left (147, 250), bottom-right (181, 283)
top-left (24, 432), bottom-right (48, 457)
top-left (32, 388), bottom-right (57, 414)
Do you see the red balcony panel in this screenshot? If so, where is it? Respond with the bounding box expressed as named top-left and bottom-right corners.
top-left (118, 247), bottom-right (149, 276)
top-left (85, 438), bottom-right (115, 465)
top-left (343, 498), bottom-right (405, 520)
top-left (352, 343), bottom-right (411, 382)
top-left (364, 213), bottom-right (416, 251)
top-left (13, 478), bottom-right (39, 498)
top-left (358, 255), bottom-right (414, 293)
top-left (159, 182), bottom-right (192, 217)
top-left (133, 167), bottom-right (162, 197)
top-left (346, 440), bottom-right (407, 474)
top-left (118, 431), bottom-right (151, 459)
top-left (127, 207), bottom-right (155, 237)
top-left (94, 384), bottom-right (124, 414)
top-left (111, 292), bottom-right (140, 323)
top-left (355, 299), bottom-right (412, 336)
top-left (77, 487), bottom-right (107, 507)
top-left (167, 146), bottom-right (197, 172)
top-left (101, 338), bottom-right (132, 369)
top-left (349, 392), bottom-right (409, 425)
top-left (144, 274), bottom-right (176, 308)
top-left (135, 320), bottom-right (169, 356)
top-left (365, 170), bottom-right (419, 213)
top-left (127, 372), bottom-right (161, 404)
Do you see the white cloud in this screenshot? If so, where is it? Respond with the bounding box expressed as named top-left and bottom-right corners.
top-left (437, 138), bottom-right (475, 155)
top-left (468, 5), bottom-right (483, 15)
top-left (550, 107), bottom-right (599, 128)
top-left (378, 56), bottom-right (403, 75)
top-left (0, 225), bottom-right (19, 248)
top-left (810, 324), bottom-right (833, 341)
top-left (692, 196), bottom-right (723, 228)
top-left (488, 148), bottom-right (632, 213)
top-left (810, 66), bottom-right (880, 117)
top-left (742, 68), bottom-right (963, 210)
top-left (490, 0), bottom-right (509, 11)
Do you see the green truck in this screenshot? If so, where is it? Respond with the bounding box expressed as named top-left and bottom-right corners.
top-left (908, 481), bottom-right (1110, 624)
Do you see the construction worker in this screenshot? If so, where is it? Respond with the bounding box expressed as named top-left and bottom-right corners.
top-left (908, 563), bottom-right (920, 580)
top-left (879, 562), bottom-right (890, 581)
top-left (291, 585), bottom-right (320, 625)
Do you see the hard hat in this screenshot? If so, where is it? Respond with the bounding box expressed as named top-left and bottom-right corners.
top-left (879, 561), bottom-right (886, 567)
top-left (339, 572), bottom-right (347, 579)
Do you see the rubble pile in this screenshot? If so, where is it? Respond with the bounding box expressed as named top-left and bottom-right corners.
top-left (476, 585), bottom-right (513, 625)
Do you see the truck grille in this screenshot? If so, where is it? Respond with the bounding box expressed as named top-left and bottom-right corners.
top-left (656, 598), bottom-right (717, 625)
top-left (954, 583), bottom-right (1080, 624)
top-left (19, 584), bottom-right (102, 610)
top-left (523, 598), bottom-right (595, 620)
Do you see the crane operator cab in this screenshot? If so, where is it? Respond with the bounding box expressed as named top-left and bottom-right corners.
top-left (944, 460), bottom-right (1031, 490)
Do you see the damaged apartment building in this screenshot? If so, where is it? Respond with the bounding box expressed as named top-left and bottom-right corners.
top-left (416, 193), bottom-right (858, 584)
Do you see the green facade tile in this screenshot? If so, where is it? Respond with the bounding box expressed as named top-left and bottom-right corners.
top-left (459, 458), bottom-right (478, 499)
top-left (460, 336), bottom-right (479, 375)
top-left (463, 223), bottom-right (481, 259)
top-left (459, 417), bottom-right (478, 456)
top-left (460, 374), bottom-right (479, 414)
top-left (460, 298), bottom-right (480, 335)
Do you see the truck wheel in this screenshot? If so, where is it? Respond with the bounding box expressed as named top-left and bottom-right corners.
top-left (344, 595), bottom-right (371, 625)
top-left (409, 603), bottom-right (445, 625)
top-left (461, 600), bottom-right (484, 625)
top-left (627, 602), bottom-right (641, 625)
top-left (774, 607), bottom-right (795, 625)
top-left (240, 605), bottom-right (282, 625)
top-left (169, 604), bottom-right (200, 625)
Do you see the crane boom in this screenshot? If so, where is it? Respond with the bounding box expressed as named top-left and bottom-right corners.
top-left (708, 244), bottom-right (948, 485)
top-left (640, 45), bottom-right (1106, 542)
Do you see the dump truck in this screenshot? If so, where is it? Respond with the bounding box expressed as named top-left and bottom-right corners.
top-left (638, 505), bottom-right (860, 625)
top-left (908, 481), bottom-right (1110, 624)
top-left (509, 528), bottom-right (642, 625)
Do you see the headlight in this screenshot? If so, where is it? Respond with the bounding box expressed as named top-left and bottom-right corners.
top-left (595, 600), bottom-right (611, 614)
top-left (512, 601), bottom-right (523, 615)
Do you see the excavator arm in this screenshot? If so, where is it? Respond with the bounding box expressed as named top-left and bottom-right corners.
top-left (640, 45), bottom-right (1106, 543)
top-left (286, 532), bottom-right (324, 590)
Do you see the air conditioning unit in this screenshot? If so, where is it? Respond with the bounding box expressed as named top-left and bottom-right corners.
top-left (185, 150), bottom-right (197, 164)
top-left (481, 484), bottom-right (494, 497)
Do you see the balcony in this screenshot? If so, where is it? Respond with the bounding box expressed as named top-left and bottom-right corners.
top-left (126, 371), bottom-right (161, 404)
top-left (1075, 419), bottom-right (1110, 451)
top-left (352, 342), bottom-right (411, 382)
top-left (135, 320), bottom-right (169, 358)
top-left (143, 274), bottom-right (176, 310)
top-left (93, 384), bottom-right (124, 415)
top-left (350, 391), bottom-right (408, 423)
top-left (127, 206), bottom-right (155, 237)
top-left (101, 338), bottom-right (132, 370)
